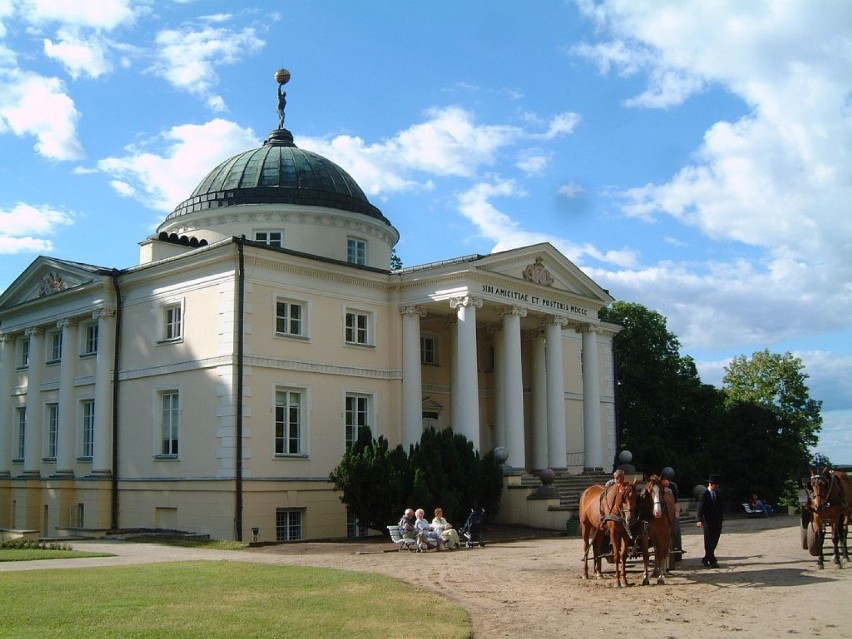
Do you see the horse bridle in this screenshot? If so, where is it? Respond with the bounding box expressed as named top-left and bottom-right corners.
top-left (811, 471), bottom-right (843, 511)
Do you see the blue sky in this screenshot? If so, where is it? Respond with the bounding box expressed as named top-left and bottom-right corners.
top-left (1, 1), bottom-right (850, 463)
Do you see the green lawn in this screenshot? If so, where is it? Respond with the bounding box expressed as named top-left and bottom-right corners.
top-left (0, 547), bottom-right (112, 562)
top-left (0, 561), bottom-right (470, 639)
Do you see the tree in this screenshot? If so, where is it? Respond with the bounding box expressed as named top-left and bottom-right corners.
top-left (600, 301), bottom-right (717, 488)
top-left (723, 350), bottom-right (823, 499)
top-left (330, 427), bottom-right (503, 534)
top-left (390, 248), bottom-right (403, 270)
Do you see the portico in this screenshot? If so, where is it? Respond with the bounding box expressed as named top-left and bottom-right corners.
top-left (396, 244), bottom-right (619, 474)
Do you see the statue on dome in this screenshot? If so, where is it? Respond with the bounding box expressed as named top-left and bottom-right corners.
top-left (275, 68), bottom-right (291, 129)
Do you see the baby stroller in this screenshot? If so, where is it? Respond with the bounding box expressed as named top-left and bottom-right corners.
top-left (459, 507), bottom-right (485, 548)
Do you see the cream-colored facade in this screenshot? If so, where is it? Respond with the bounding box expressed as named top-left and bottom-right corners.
top-left (0, 127), bottom-right (620, 542)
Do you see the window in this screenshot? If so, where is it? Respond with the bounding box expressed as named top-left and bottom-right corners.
top-left (15, 407), bottom-right (26, 460)
top-left (345, 393), bottom-right (371, 448)
top-left (275, 299), bottom-right (304, 337)
top-left (255, 230), bottom-right (283, 247)
top-left (420, 334), bottom-right (439, 365)
top-left (83, 323), bottom-right (98, 355)
top-left (80, 400), bottom-right (95, 459)
top-left (276, 509), bottom-right (303, 541)
top-left (161, 391), bottom-right (179, 456)
top-left (49, 330), bottom-right (62, 363)
top-left (275, 389), bottom-right (302, 455)
top-left (345, 311), bottom-right (370, 346)
top-left (347, 237), bottom-right (367, 265)
top-left (347, 511), bottom-right (369, 539)
top-left (46, 403), bottom-right (58, 459)
top-left (163, 304), bottom-right (182, 341)
top-left (19, 337), bottom-right (30, 368)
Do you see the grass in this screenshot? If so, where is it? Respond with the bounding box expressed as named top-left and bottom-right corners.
top-left (0, 561), bottom-right (471, 639)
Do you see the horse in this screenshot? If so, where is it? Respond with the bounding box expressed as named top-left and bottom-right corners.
top-left (579, 479), bottom-right (638, 586)
top-left (634, 474), bottom-right (675, 585)
top-left (809, 467), bottom-right (852, 568)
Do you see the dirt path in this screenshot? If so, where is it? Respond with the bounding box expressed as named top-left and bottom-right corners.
top-left (11, 515), bottom-right (852, 638)
top-left (248, 515), bottom-right (852, 638)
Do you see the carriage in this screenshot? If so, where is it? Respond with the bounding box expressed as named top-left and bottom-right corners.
top-left (800, 468), bottom-right (851, 568)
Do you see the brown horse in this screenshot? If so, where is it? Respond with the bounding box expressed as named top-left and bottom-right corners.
top-left (635, 474), bottom-right (675, 585)
top-left (809, 467), bottom-right (852, 568)
top-left (579, 479), bottom-right (638, 585)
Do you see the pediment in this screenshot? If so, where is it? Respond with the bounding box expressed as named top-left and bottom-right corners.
top-left (0, 256), bottom-right (106, 310)
top-left (472, 243), bottom-right (613, 304)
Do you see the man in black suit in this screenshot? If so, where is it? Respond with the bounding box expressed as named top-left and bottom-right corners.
top-left (696, 474), bottom-right (724, 567)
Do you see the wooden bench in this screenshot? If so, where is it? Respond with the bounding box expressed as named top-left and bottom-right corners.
top-left (387, 525), bottom-right (419, 551)
top-left (742, 503), bottom-right (768, 517)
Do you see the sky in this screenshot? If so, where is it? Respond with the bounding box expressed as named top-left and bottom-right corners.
top-left (1, 1), bottom-right (850, 463)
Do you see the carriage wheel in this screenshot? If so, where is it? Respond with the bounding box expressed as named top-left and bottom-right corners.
top-left (807, 520), bottom-right (821, 557)
top-left (801, 522), bottom-right (808, 550)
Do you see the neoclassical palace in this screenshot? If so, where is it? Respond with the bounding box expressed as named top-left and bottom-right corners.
top-left (0, 99), bottom-right (620, 542)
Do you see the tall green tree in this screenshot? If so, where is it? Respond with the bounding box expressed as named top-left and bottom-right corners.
top-left (600, 301), bottom-right (718, 487)
top-left (723, 349), bottom-right (823, 482)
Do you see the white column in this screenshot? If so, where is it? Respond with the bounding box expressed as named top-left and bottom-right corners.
top-left (400, 305), bottom-right (426, 447)
top-left (501, 306), bottom-right (527, 470)
top-left (545, 317), bottom-right (568, 470)
top-left (450, 296), bottom-right (482, 449)
top-left (492, 327), bottom-right (505, 450)
top-left (92, 308), bottom-right (115, 475)
top-left (582, 325), bottom-right (603, 470)
top-left (56, 319), bottom-right (79, 475)
top-left (23, 327), bottom-right (44, 474)
top-left (0, 333), bottom-right (15, 476)
top-left (531, 331), bottom-right (548, 471)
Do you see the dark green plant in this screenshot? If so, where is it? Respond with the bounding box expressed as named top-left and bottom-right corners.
top-left (330, 427), bottom-right (503, 534)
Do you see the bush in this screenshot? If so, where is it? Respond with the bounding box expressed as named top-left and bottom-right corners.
top-left (330, 427), bottom-right (503, 533)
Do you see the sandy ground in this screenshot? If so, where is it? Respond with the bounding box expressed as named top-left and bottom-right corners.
top-left (5, 515), bottom-right (851, 638)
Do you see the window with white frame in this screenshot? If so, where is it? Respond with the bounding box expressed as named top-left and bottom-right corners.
top-left (347, 510), bottom-right (369, 539)
top-left (275, 388), bottom-right (303, 455)
top-left (83, 322), bottom-right (98, 355)
top-left (276, 509), bottom-right (303, 541)
top-left (80, 399), bottom-right (95, 459)
top-left (163, 303), bottom-right (182, 341)
top-left (347, 237), bottom-right (367, 265)
top-left (160, 391), bottom-right (179, 456)
top-left (275, 299), bottom-right (305, 337)
top-left (19, 337), bottom-right (29, 368)
top-left (15, 407), bottom-right (25, 460)
top-left (255, 230), bottom-right (284, 247)
top-left (420, 334), bottom-right (439, 365)
top-left (48, 330), bottom-right (62, 363)
top-left (344, 310), bottom-right (371, 346)
top-left (46, 403), bottom-right (58, 459)
top-left (345, 393), bottom-right (372, 448)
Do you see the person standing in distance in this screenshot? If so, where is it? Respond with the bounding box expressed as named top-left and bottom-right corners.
top-left (696, 474), bottom-right (723, 567)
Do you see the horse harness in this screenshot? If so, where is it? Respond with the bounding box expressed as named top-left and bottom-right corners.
top-left (810, 471), bottom-right (849, 511)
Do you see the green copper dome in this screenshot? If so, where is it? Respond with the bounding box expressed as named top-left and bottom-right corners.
top-left (166, 129), bottom-right (390, 225)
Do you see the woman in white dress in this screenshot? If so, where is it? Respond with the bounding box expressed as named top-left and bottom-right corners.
top-left (432, 507), bottom-right (461, 549)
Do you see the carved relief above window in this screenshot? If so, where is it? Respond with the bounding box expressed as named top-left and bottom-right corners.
top-left (39, 272), bottom-right (68, 296)
top-left (522, 257), bottom-right (554, 287)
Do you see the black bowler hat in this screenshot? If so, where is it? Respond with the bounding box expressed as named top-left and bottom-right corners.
top-left (708, 473), bottom-right (721, 484)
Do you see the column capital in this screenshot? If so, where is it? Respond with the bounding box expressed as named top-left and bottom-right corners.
top-left (498, 305), bottom-right (528, 319)
top-left (449, 295), bottom-right (483, 310)
top-left (24, 326), bottom-right (44, 337)
top-left (541, 315), bottom-right (569, 329)
top-left (578, 322), bottom-right (601, 334)
top-left (399, 305), bottom-right (427, 318)
top-left (92, 307), bottom-right (116, 320)
top-left (0, 332), bottom-right (13, 343)
top-left (57, 318), bottom-right (79, 329)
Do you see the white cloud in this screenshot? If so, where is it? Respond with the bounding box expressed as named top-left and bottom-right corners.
top-left (97, 118), bottom-right (260, 211)
top-left (0, 202), bottom-right (73, 254)
top-left (152, 24), bottom-right (264, 109)
top-left (569, 0), bottom-right (852, 357)
top-left (0, 69), bottom-right (83, 160)
top-left (16, 0), bottom-right (137, 30)
top-left (43, 27), bottom-right (111, 78)
top-left (300, 107), bottom-right (534, 196)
